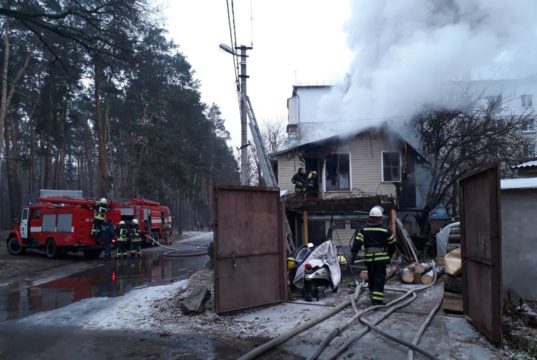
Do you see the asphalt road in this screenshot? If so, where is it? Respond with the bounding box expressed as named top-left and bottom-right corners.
top-left (0, 232), bottom-right (223, 360)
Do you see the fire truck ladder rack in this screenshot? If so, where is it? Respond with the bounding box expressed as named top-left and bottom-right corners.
top-left (244, 95), bottom-right (295, 252)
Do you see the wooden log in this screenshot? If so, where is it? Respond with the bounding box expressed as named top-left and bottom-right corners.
top-left (359, 270), bottom-right (368, 282)
top-left (435, 256), bottom-right (445, 267)
top-left (413, 272), bottom-right (423, 284)
top-left (401, 267), bottom-right (415, 283)
top-left (421, 267), bottom-right (444, 285)
top-left (415, 261), bottom-right (434, 274)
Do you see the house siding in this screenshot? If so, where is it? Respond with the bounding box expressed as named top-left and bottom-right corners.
top-left (277, 152), bottom-right (304, 192)
top-left (322, 133), bottom-right (398, 199)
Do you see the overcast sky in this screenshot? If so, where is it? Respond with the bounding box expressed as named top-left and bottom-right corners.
top-left (156, 0), bottom-right (353, 149)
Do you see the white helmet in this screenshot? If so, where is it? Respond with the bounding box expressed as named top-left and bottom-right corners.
top-left (119, 220), bottom-right (125, 225)
top-left (369, 206), bottom-right (383, 217)
top-left (132, 219), bottom-right (139, 225)
top-left (98, 198), bottom-right (107, 205)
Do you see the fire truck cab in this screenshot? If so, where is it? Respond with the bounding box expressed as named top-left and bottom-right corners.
top-left (6, 197), bottom-right (117, 259)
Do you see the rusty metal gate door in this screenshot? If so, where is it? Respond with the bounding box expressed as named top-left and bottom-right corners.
top-left (460, 163), bottom-right (502, 345)
top-left (214, 186), bottom-right (286, 314)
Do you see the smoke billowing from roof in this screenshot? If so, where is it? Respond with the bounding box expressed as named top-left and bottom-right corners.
top-left (319, 0), bottom-right (537, 129)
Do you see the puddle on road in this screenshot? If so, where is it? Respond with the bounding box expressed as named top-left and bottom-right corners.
top-left (0, 251), bottom-right (208, 322)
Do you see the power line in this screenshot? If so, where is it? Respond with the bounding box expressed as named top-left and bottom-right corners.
top-left (225, 0), bottom-right (239, 89)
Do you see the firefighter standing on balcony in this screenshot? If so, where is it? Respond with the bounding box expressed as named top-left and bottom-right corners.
top-left (91, 198), bottom-right (108, 236)
top-left (129, 219), bottom-right (142, 258)
top-left (116, 220), bottom-right (128, 259)
top-left (291, 167), bottom-right (307, 192)
top-left (350, 206), bottom-right (396, 305)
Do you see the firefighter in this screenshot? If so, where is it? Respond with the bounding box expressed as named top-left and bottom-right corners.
top-left (115, 220), bottom-right (128, 259)
top-left (129, 218), bottom-right (142, 258)
top-left (291, 167), bottom-right (307, 192)
top-left (91, 198), bottom-right (108, 236)
top-left (305, 170), bottom-right (318, 196)
top-left (350, 206), bottom-right (396, 305)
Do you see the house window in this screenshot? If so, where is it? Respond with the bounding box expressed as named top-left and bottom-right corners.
top-left (522, 94), bottom-right (533, 107)
top-left (325, 154), bottom-right (350, 191)
top-left (382, 152), bottom-right (401, 182)
top-left (522, 118), bottom-right (535, 132)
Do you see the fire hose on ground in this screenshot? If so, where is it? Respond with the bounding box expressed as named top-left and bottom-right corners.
top-left (239, 264), bottom-right (440, 360)
top-left (147, 235), bottom-right (210, 257)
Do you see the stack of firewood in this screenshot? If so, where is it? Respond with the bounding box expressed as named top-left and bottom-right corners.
top-left (400, 260), bottom-right (443, 285)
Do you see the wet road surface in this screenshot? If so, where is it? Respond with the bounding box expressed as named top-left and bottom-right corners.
top-left (0, 233), bottom-right (211, 322)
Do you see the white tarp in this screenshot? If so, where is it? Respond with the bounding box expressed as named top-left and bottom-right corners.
top-left (292, 240), bottom-right (341, 289)
top-left (436, 221), bottom-right (460, 256)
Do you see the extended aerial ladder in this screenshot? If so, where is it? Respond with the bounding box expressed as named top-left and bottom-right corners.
top-left (243, 95), bottom-right (295, 252)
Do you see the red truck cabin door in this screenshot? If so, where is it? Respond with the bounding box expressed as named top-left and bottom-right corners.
top-left (20, 208), bottom-right (29, 239)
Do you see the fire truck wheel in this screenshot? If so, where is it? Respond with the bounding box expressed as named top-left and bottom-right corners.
top-left (45, 239), bottom-right (59, 258)
top-left (6, 236), bottom-right (25, 255)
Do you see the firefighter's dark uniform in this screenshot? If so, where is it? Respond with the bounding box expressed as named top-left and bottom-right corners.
top-left (291, 170), bottom-right (307, 192)
top-left (351, 224), bottom-right (396, 305)
top-left (129, 223), bottom-right (142, 258)
top-left (116, 224), bottom-right (128, 259)
top-left (92, 204), bottom-right (108, 236)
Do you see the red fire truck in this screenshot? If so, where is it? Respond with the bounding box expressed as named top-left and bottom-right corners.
top-left (112, 198), bottom-right (172, 246)
top-left (5, 197), bottom-right (120, 259)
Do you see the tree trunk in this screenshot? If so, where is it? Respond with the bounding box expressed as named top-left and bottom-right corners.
top-left (94, 59), bottom-right (107, 196)
top-left (0, 18), bottom-right (9, 156)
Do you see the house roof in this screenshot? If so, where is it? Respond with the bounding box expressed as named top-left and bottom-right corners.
top-left (501, 177), bottom-right (537, 190)
top-left (271, 122), bottom-right (423, 160)
top-left (514, 160), bottom-right (537, 169)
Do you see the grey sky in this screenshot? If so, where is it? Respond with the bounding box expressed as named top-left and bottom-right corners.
top-left (157, 0), bottom-right (352, 149)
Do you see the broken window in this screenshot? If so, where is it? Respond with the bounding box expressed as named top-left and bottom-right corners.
top-left (521, 94), bottom-right (533, 107)
top-left (325, 154), bottom-right (350, 191)
top-left (382, 152), bottom-right (401, 182)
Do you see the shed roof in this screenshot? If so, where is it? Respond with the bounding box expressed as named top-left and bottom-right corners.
top-left (501, 177), bottom-right (537, 190)
top-left (514, 160), bottom-right (537, 169)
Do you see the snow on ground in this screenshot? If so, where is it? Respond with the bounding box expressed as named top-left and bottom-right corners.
top-left (19, 280), bottom-right (189, 331)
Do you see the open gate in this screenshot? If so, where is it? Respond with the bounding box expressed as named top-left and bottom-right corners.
top-left (459, 163), bottom-right (502, 345)
top-left (214, 186), bottom-right (287, 314)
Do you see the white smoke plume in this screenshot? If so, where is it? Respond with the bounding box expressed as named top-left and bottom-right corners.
top-left (319, 0), bottom-right (537, 129)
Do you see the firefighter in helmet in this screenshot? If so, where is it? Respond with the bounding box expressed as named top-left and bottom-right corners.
top-left (91, 198), bottom-right (108, 236)
top-left (129, 219), bottom-right (142, 258)
top-left (350, 206), bottom-right (396, 305)
top-left (115, 220), bottom-right (128, 259)
top-left (291, 167), bottom-right (307, 192)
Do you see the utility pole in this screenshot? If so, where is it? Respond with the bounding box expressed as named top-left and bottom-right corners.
top-left (238, 45), bottom-right (252, 185)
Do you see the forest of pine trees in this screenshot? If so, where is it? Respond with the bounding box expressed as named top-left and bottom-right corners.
top-left (0, 1), bottom-right (239, 231)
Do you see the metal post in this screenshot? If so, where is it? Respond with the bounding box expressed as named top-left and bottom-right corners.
top-left (238, 46), bottom-right (252, 185)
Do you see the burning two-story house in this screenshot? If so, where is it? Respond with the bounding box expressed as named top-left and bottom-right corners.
top-left (271, 85), bottom-right (427, 248)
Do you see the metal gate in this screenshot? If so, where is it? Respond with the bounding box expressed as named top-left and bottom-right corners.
top-left (460, 163), bottom-right (502, 345)
top-left (214, 186), bottom-right (287, 314)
